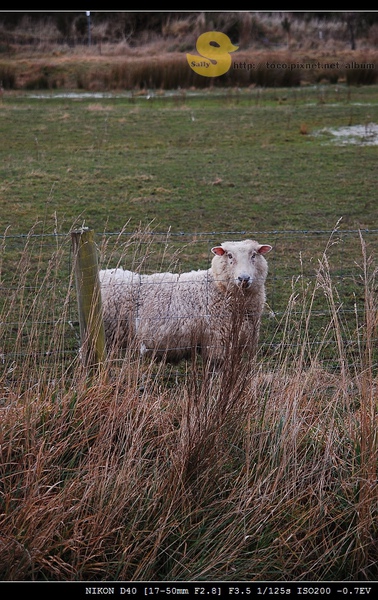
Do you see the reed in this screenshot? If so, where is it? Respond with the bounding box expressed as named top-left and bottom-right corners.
top-left (1, 48), bottom-right (377, 91)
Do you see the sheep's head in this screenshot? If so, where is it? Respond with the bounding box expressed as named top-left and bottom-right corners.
top-left (211, 239), bottom-right (272, 292)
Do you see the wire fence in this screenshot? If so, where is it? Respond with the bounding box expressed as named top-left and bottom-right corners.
top-left (0, 227), bottom-right (377, 373)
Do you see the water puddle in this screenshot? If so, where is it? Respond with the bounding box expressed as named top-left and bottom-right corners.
top-left (24, 90), bottom-right (224, 100)
top-left (315, 123), bottom-right (378, 146)
top-left (27, 92), bottom-right (131, 99)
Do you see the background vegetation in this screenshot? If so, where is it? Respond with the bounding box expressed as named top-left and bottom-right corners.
top-left (1, 11), bottom-right (378, 583)
top-left (0, 11), bottom-right (378, 90)
top-left (1, 11), bottom-right (378, 50)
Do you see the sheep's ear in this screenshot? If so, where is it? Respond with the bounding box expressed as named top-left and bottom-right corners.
top-left (257, 245), bottom-right (272, 254)
top-left (211, 246), bottom-right (226, 256)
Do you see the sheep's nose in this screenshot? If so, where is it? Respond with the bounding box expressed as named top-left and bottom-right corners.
top-left (238, 275), bottom-right (251, 287)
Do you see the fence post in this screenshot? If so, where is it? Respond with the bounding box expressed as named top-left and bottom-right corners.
top-left (71, 227), bottom-right (106, 371)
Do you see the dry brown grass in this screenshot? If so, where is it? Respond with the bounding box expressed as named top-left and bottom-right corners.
top-left (0, 229), bottom-right (377, 580)
top-left (1, 48), bottom-right (377, 91)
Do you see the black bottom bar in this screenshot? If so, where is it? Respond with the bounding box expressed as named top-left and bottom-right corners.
top-left (1, 581), bottom-right (377, 598)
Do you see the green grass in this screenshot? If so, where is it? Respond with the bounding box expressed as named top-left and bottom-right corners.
top-left (1, 86), bottom-right (378, 237)
top-left (1, 85), bottom-right (378, 581)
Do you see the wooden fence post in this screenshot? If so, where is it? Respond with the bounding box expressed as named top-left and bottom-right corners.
top-left (71, 227), bottom-right (106, 371)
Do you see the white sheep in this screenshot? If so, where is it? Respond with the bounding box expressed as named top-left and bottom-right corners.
top-left (99, 239), bottom-right (272, 364)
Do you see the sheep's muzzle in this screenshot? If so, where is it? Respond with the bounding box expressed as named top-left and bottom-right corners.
top-left (237, 275), bottom-right (252, 289)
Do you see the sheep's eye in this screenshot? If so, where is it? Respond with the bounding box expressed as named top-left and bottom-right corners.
top-left (251, 252), bottom-right (256, 260)
top-left (227, 253), bottom-right (233, 260)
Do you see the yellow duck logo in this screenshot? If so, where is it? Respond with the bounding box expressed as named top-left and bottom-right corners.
top-left (187, 31), bottom-right (239, 77)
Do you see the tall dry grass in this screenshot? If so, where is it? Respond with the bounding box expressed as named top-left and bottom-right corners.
top-left (2, 49), bottom-right (378, 91)
top-left (0, 229), bottom-right (377, 580)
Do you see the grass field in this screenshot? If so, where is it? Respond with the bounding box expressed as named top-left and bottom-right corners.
top-left (1, 86), bottom-right (378, 235)
top-left (1, 85), bottom-right (378, 581)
